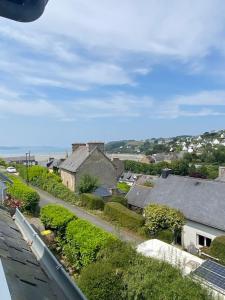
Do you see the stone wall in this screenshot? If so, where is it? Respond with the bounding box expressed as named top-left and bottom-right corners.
top-left (75, 148), bottom-right (117, 191)
top-left (60, 169), bottom-right (75, 192)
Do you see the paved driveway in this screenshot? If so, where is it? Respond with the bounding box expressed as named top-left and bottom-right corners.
top-left (35, 187), bottom-right (145, 245)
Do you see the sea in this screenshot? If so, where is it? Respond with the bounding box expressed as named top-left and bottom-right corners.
top-left (0, 146), bottom-right (70, 161)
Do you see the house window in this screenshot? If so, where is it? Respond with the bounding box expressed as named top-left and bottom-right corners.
top-left (197, 234), bottom-right (212, 247)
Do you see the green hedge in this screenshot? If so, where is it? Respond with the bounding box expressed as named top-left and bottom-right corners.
top-left (209, 236), bottom-right (225, 263)
top-left (109, 195), bottom-right (127, 206)
top-left (78, 240), bottom-right (212, 300)
top-left (80, 193), bottom-right (104, 210)
top-left (7, 176), bottom-right (39, 212)
top-left (104, 202), bottom-right (144, 230)
top-left (17, 165), bottom-right (80, 205)
top-left (78, 262), bottom-right (123, 300)
top-left (40, 204), bottom-right (76, 233)
top-left (64, 219), bottom-right (116, 269)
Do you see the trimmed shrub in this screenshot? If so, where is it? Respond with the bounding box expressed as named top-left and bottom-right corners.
top-left (78, 262), bottom-right (123, 300)
top-left (80, 193), bottom-right (104, 210)
top-left (144, 203), bottom-right (185, 235)
top-left (40, 204), bottom-right (76, 233)
top-left (64, 219), bottom-right (116, 269)
top-left (109, 195), bottom-right (127, 206)
top-left (155, 229), bottom-right (174, 244)
top-left (7, 176), bottom-right (39, 212)
top-left (104, 202), bottom-right (144, 230)
top-left (209, 236), bottom-right (225, 263)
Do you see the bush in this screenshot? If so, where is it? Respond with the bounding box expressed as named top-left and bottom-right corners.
top-left (78, 174), bottom-right (99, 193)
top-left (7, 176), bottom-right (39, 213)
top-left (40, 204), bottom-right (76, 233)
top-left (123, 255), bottom-right (211, 300)
top-left (209, 236), bottom-right (225, 263)
top-left (154, 229), bottom-right (174, 244)
top-left (79, 242), bottom-right (211, 300)
top-left (104, 202), bottom-right (144, 230)
top-left (109, 195), bottom-right (127, 206)
top-left (117, 182), bottom-right (130, 193)
top-left (80, 193), bottom-right (104, 210)
top-left (144, 203), bottom-right (185, 235)
top-left (78, 262), bottom-right (123, 300)
top-left (64, 219), bottom-right (116, 269)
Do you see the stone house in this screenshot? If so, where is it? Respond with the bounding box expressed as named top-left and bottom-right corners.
top-left (126, 173), bottom-right (225, 253)
top-left (60, 142), bottom-right (120, 192)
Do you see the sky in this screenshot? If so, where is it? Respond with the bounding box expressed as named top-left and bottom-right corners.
top-left (1, 0), bottom-right (225, 146)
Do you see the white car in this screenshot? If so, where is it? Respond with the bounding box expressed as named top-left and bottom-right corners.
top-left (6, 166), bottom-right (17, 173)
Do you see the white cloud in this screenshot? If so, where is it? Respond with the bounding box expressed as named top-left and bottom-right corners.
top-left (0, 98), bottom-right (63, 118)
top-left (37, 0), bottom-right (225, 60)
top-left (155, 90), bottom-right (225, 118)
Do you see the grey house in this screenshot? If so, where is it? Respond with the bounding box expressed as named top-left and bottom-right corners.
top-left (126, 174), bottom-right (225, 252)
top-left (60, 142), bottom-right (118, 192)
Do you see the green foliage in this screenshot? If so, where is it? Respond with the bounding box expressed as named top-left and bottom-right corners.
top-left (123, 255), bottom-right (211, 300)
top-left (170, 160), bottom-right (189, 176)
top-left (78, 174), bottom-right (99, 194)
top-left (79, 240), bottom-right (211, 300)
top-left (154, 229), bottom-right (174, 244)
top-left (124, 160), bottom-right (169, 175)
top-left (0, 158), bottom-right (6, 167)
top-left (40, 204), bottom-right (76, 233)
top-left (117, 182), bottom-right (130, 193)
top-left (144, 203), bottom-right (185, 235)
top-left (104, 202), bottom-right (144, 230)
top-left (7, 176), bottom-right (39, 212)
top-left (80, 193), bottom-right (104, 210)
top-left (209, 236), bottom-right (225, 263)
top-left (18, 165), bottom-right (80, 205)
top-left (78, 262), bottom-right (124, 300)
top-left (109, 195), bottom-right (127, 206)
top-left (64, 219), bottom-right (116, 269)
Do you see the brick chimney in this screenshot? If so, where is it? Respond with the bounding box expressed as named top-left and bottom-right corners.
top-left (87, 142), bottom-right (104, 153)
top-left (72, 143), bottom-right (86, 152)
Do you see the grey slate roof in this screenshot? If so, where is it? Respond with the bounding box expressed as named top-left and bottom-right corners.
top-left (126, 185), bottom-right (152, 208)
top-left (127, 175), bottom-right (225, 231)
top-left (60, 146), bottom-right (90, 172)
top-left (0, 207), bottom-right (65, 300)
top-left (93, 186), bottom-right (112, 197)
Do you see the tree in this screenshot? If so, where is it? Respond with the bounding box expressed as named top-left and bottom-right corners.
top-left (78, 174), bottom-right (99, 193)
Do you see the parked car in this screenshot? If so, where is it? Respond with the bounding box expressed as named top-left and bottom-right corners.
top-left (6, 166), bottom-right (17, 173)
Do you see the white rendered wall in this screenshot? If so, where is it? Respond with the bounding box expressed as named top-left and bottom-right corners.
top-left (182, 220), bottom-right (225, 250)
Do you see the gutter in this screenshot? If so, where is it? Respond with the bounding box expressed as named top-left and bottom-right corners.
top-left (14, 209), bottom-right (86, 300)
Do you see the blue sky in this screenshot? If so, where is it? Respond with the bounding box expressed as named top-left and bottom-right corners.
top-left (1, 0), bottom-right (225, 146)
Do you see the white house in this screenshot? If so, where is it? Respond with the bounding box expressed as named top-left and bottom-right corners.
top-left (126, 173), bottom-right (225, 252)
top-left (213, 138), bottom-right (220, 145)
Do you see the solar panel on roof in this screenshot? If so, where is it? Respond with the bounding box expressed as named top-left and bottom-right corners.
top-left (193, 260), bottom-right (225, 292)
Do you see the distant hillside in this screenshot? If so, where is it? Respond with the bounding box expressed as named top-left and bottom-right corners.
top-left (105, 129), bottom-right (225, 155)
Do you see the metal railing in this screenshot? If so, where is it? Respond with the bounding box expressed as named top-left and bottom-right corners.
top-left (14, 208), bottom-right (86, 300)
